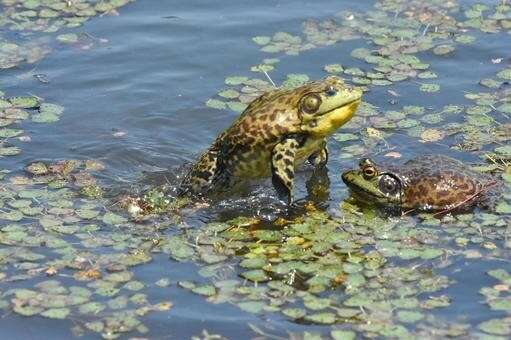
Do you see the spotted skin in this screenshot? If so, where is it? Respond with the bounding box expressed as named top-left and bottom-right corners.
top-left (179, 76), bottom-right (363, 201)
top-left (398, 156), bottom-right (490, 211)
top-left (179, 149), bottom-right (222, 194)
top-left (342, 155), bottom-right (499, 212)
top-left (271, 137), bottom-right (301, 203)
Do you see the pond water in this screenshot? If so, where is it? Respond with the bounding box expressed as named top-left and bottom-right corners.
top-left (1, 0), bottom-right (511, 339)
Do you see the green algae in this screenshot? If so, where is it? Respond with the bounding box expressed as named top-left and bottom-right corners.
top-left (0, 0), bottom-right (135, 33)
top-left (0, 91), bottom-right (65, 158)
top-left (0, 162), bottom-right (177, 338)
top-left (0, 37), bottom-right (50, 69)
top-left (166, 204), bottom-right (505, 338)
top-left (0, 0), bottom-right (134, 72)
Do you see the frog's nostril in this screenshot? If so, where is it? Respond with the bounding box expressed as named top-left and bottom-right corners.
top-left (326, 86), bottom-right (337, 97)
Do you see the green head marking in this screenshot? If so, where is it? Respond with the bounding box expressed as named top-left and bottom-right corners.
top-left (299, 76), bottom-right (363, 137)
top-left (342, 158), bottom-right (404, 206)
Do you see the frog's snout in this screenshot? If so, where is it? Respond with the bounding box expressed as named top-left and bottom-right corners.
top-left (341, 170), bottom-right (355, 184)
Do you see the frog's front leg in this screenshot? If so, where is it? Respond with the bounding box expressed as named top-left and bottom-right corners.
top-left (308, 144), bottom-right (328, 168)
top-left (271, 137), bottom-right (300, 204)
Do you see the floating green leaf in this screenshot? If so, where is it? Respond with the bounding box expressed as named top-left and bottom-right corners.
top-left (478, 318), bottom-right (511, 335)
top-left (8, 96), bottom-right (39, 109)
top-left (331, 330), bottom-right (356, 340)
top-left (433, 44), bottom-right (455, 55)
top-left (41, 308), bottom-right (70, 319)
top-left (102, 212), bottom-right (127, 225)
top-left (206, 99), bottom-right (226, 110)
top-left (252, 36), bottom-right (271, 45)
top-left (420, 83), bottom-right (440, 93)
top-left (56, 33), bottom-right (79, 44)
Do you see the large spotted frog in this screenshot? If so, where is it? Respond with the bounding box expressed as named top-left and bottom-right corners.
top-left (342, 155), bottom-right (500, 213)
top-left (179, 76), bottom-right (362, 203)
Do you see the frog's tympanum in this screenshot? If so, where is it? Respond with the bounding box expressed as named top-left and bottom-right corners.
top-left (179, 76), bottom-right (362, 202)
top-left (342, 155), bottom-right (499, 213)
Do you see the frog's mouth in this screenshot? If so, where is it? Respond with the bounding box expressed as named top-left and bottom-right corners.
top-left (345, 181), bottom-right (387, 204)
top-left (305, 99), bottom-right (361, 137)
top-left (317, 98), bottom-right (361, 116)
top-left (346, 185), bottom-right (401, 208)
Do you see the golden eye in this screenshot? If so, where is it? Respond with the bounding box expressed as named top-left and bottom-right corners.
top-left (362, 166), bottom-right (377, 179)
top-left (301, 94), bottom-right (321, 114)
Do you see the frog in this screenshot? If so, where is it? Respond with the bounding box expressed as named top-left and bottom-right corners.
top-left (341, 154), bottom-right (500, 213)
top-left (179, 76), bottom-right (363, 203)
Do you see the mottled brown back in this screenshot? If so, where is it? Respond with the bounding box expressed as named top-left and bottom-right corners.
top-left (398, 155), bottom-right (494, 210)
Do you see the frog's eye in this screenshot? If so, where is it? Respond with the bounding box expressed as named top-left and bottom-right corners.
top-left (378, 175), bottom-right (399, 195)
top-left (301, 94), bottom-right (321, 114)
top-left (362, 165), bottom-right (377, 179)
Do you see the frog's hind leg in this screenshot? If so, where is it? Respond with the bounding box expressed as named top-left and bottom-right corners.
top-left (271, 137), bottom-right (300, 204)
top-left (178, 149), bottom-right (219, 196)
top-left (308, 145), bottom-right (328, 168)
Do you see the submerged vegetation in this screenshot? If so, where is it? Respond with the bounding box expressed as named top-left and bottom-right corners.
top-left (1, 0), bottom-right (511, 338)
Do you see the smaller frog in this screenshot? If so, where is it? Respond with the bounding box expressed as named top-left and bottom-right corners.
top-left (341, 155), bottom-right (499, 213)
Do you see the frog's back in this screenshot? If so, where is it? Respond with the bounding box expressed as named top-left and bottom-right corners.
top-left (400, 155), bottom-right (495, 211)
top-left (177, 91), bottom-right (299, 196)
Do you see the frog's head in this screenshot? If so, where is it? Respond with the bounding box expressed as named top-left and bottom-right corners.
top-left (299, 76), bottom-right (362, 137)
top-left (231, 76), bottom-right (362, 142)
top-left (341, 158), bottom-right (405, 207)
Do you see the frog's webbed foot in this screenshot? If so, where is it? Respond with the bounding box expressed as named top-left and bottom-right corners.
top-left (308, 146), bottom-right (328, 168)
top-left (271, 138), bottom-right (300, 204)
